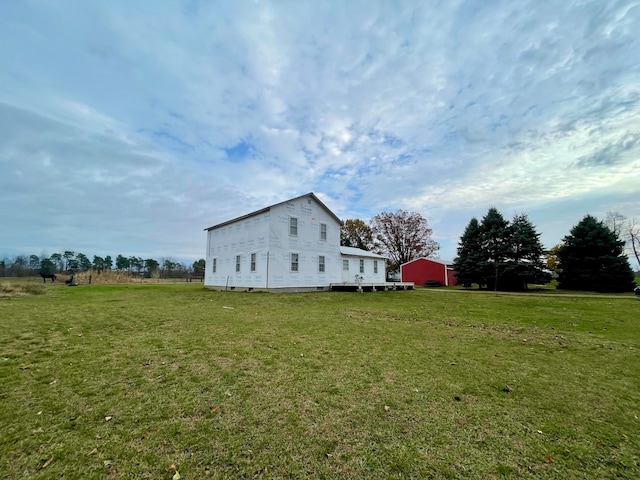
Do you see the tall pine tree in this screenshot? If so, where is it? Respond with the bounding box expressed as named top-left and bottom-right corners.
top-left (453, 218), bottom-right (484, 288)
top-left (502, 213), bottom-right (550, 290)
top-left (454, 208), bottom-right (549, 290)
top-left (480, 208), bottom-right (511, 290)
top-left (558, 215), bottom-right (635, 293)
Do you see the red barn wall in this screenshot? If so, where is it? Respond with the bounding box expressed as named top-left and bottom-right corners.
top-left (401, 258), bottom-right (458, 286)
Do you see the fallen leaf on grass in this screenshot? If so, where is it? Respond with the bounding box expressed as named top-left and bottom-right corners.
top-left (49, 379), bottom-right (57, 385)
top-left (88, 448), bottom-right (98, 456)
top-left (210, 405), bottom-right (219, 412)
top-left (222, 306), bottom-right (234, 309)
top-left (225, 390), bottom-right (232, 397)
top-left (40, 458), bottom-right (54, 470)
top-left (103, 460), bottom-right (113, 466)
top-left (32, 427), bottom-right (44, 434)
top-left (384, 405), bottom-right (391, 412)
top-left (544, 454), bottom-right (553, 464)
top-left (173, 472), bottom-right (182, 480)
top-left (104, 416), bottom-right (113, 422)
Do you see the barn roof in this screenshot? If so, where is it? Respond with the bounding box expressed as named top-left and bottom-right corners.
top-left (401, 257), bottom-right (454, 267)
top-left (204, 192), bottom-right (342, 231)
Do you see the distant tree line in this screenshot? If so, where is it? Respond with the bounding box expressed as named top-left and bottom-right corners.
top-left (0, 250), bottom-right (206, 280)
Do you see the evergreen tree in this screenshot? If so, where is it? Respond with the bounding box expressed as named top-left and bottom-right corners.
top-left (501, 213), bottom-right (550, 290)
top-left (453, 217), bottom-right (484, 288)
top-left (92, 256), bottom-right (105, 273)
top-left (480, 207), bottom-right (511, 290)
top-left (76, 253), bottom-right (91, 271)
top-left (557, 215), bottom-right (635, 293)
top-left (115, 254), bottom-right (129, 271)
top-left (454, 209), bottom-right (549, 290)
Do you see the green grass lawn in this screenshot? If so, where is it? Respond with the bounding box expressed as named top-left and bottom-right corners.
top-left (1, 284), bottom-right (638, 479)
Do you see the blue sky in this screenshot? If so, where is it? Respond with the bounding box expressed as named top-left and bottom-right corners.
top-left (1, 0), bottom-right (639, 264)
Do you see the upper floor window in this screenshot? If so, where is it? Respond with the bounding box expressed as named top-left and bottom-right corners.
top-left (318, 255), bottom-right (325, 273)
top-left (359, 259), bottom-right (365, 274)
top-left (250, 253), bottom-right (256, 272)
top-left (235, 255), bottom-right (241, 273)
top-left (289, 216), bottom-right (298, 236)
top-left (320, 223), bottom-right (327, 241)
top-left (291, 253), bottom-right (299, 272)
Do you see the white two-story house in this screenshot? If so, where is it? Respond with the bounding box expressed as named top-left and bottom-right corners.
top-left (204, 193), bottom-right (387, 291)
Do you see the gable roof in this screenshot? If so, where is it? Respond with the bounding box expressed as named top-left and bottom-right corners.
top-left (340, 246), bottom-right (388, 259)
top-left (401, 257), bottom-right (453, 267)
top-left (204, 192), bottom-right (342, 231)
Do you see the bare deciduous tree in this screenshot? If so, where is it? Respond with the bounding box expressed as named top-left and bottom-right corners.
top-left (605, 211), bottom-right (640, 271)
top-left (370, 210), bottom-right (439, 271)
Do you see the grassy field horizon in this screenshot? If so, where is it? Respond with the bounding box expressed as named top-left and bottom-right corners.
top-left (1, 283), bottom-right (638, 479)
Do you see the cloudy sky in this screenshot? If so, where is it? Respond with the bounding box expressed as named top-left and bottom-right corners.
top-left (1, 0), bottom-right (639, 264)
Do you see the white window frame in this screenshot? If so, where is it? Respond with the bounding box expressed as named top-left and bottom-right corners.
top-left (235, 255), bottom-right (241, 273)
top-left (320, 223), bottom-right (327, 241)
top-left (289, 216), bottom-right (298, 236)
top-left (212, 258), bottom-right (217, 273)
top-left (359, 259), bottom-right (364, 274)
top-left (374, 260), bottom-right (378, 274)
top-left (290, 253), bottom-right (299, 272)
top-left (343, 259), bottom-right (349, 271)
top-left (250, 253), bottom-right (256, 272)
top-left (318, 255), bottom-right (325, 273)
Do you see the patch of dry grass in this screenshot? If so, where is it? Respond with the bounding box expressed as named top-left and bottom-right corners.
top-left (0, 281), bottom-right (46, 299)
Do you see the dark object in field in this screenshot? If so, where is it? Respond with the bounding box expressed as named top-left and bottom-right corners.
top-left (65, 275), bottom-right (78, 286)
top-left (635, 286), bottom-right (640, 297)
top-left (424, 280), bottom-right (441, 288)
top-left (40, 273), bottom-right (56, 283)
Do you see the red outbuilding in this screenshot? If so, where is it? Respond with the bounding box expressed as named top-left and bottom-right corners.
top-left (400, 258), bottom-right (458, 287)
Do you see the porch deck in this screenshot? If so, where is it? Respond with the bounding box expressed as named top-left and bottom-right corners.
top-left (329, 281), bottom-right (414, 292)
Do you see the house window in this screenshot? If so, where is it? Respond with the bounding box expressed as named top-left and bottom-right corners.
top-left (291, 253), bottom-right (299, 272)
top-left (250, 253), bottom-right (256, 272)
top-left (320, 223), bottom-right (327, 240)
top-left (359, 259), bottom-right (364, 273)
top-left (212, 258), bottom-right (217, 273)
top-left (374, 260), bottom-right (378, 274)
top-left (343, 259), bottom-right (349, 271)
top-left (289, 217), bottom-right (298, 236)
top-left (235, 255), bottom-right (241, 273)
top-left (318, 255), bottom-right (325, 273)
